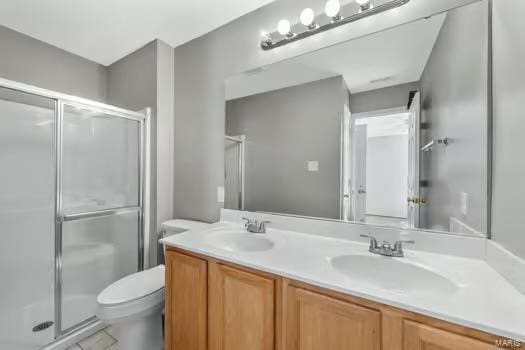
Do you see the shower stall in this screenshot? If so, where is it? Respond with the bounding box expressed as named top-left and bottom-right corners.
top-left (0, 78), bottom-right (150, 350)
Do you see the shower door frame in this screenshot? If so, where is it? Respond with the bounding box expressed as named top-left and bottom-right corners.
top-left (225, 135), bottom-right (245, 210)
top-left (0, 77), bottom-right (150, 341)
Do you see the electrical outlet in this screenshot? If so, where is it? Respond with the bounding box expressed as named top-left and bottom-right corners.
top-left (217, 186), bottom-right (225, 203)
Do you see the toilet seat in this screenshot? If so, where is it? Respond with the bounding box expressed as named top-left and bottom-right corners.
top-left (98, 265), bottom-right (165, 306)
top-left (97, 265), bottom-right (165, 323)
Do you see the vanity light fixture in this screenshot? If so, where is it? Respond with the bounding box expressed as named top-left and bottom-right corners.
top-left (277, 19), bottom-right (294, 38)
top-left (355, 0), bottom-right (372, 11)
top-left (300, 8), bottom-right (318, 30)
top-left (325, 0), bottom-right (343, 22)
top-left (261, 0), bottom-right (410, 50)
top-left (261, 31), bottom-right (273, 46)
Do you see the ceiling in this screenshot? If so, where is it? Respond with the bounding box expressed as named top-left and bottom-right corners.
top-left (225, 12), bottom-right (446, 100)
top-left (0, 0), bottom-right (274, 66)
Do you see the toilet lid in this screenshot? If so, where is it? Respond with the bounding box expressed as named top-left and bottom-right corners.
top-left (97, 265), bottom-right (165, 305)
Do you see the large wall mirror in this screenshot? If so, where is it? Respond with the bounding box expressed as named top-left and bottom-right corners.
top-left (224, 0), bottom-right (489, 237)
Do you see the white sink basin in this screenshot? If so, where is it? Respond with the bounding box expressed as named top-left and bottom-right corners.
top-left (331, 254), bottom-right (457, 295)
top-left (205, 229), bottom-right (274, 252)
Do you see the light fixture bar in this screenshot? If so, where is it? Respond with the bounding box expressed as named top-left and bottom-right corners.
top-left (261, 0), bottom-right (410, 51)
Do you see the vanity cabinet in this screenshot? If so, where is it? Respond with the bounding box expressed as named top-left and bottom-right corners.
top-left (403, 321), bottom-right (494, 350)
top-left (164, 248), bottom-right (508, 350)
top-left (165, 250), bottom-right (207, 350)
top-left (208, 262), bottom-right (277, 350)
top-left (285, 286), bottom-right (380, 350)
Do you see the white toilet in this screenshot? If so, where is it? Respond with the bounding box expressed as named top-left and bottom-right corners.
top-left (96, 219), bottom-right (209, 350)
top-left (97, 265), bottom-right (165, 350)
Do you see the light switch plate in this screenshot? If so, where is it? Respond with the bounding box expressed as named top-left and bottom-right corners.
top-left (460, 192), bottom-right (468, 215)
top-left (217, 186), bottom-right (225, 203)
top-left (308, 161), bottom-right (319, 172)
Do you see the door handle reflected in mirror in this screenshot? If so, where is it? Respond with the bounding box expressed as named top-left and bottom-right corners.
top-left (407, 197), bottom-right (426, 204)
top-left (358, 189), bottom-right (367, 194)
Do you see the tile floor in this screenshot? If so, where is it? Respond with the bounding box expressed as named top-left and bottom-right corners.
top-left (66, 327), bottom-right (118, 350)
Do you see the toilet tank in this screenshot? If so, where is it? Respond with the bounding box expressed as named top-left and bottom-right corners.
top-left (157, 219), bottom-right (210, 265)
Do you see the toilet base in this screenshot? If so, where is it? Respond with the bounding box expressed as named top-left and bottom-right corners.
top-left (109, 312), bottom-right (163, 350)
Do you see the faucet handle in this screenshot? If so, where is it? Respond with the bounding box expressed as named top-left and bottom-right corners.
top-left (259, 220), bottom-right (270, 231)
top-left (393, 239), bottom-right (415, 255)
top-left (360, 234), bottom-right (378, 249)
top-left (259, 220), bottom-right (270, 226)
top-left (242, 217), bottom-right (252, 226)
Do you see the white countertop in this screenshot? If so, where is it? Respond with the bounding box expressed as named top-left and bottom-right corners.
top-left (161, 222), bottom-right (525, 341)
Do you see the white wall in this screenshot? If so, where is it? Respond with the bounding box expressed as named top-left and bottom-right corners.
top-left (366, 135), bottom-right (408, 218)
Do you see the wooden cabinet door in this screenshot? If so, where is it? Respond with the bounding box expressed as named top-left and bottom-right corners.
top-left (403, 320), bottom-right (494, 350)
top-left (285, 287), bottom-right (380, 350)
top-left (165, 250), bottom-right (207, 350)
top-left (209, 263), bottom-right (276, 350)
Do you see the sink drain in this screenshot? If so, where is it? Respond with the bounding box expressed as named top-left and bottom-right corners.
top-left (32, 321), bottom-right (53, 332)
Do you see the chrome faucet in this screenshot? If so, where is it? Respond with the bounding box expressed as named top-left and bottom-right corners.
top-left (360, 234), bottom-right (414, 257)
top-left (242, 217), bottom-right (270, 234)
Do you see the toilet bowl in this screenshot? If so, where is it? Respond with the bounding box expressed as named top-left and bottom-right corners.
top-left (97, 265), bottom-right (165, 350)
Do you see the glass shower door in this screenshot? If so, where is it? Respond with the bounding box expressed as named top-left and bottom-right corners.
top-left (0, 88), bottom-right (56, 349)
top-left (58, 103), bottom-right (142, 333)
top-left (224, 136), bottom-right (244, 210)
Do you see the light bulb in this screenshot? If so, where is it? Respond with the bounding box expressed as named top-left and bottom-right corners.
top-left (325, 0), bottom-right (342, 20)
top-left (300, 8), bottom-right (316, 28)
top-left (277, 19), bottom-right (293, 37)
top-left (261, 31), bottom-right (272, 45)
top-left (355, 0), bottom-right (371, 11)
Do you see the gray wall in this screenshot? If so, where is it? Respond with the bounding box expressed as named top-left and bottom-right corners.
top-left (155, 41), bottom-right (175, 232)
top-left (349, 82), bottom-right (420, 114)
top-left (419, 1), bottom-right (488, 233)
top-left (107, 39), bottom-right (175, 266)
top-left (226, 76), bottom-right (346, 219)
top-left (492, 0), bottom-right (525, 258)
top-left (107, 41), bottom-right (158, 266)
top-left (172, 0), bottom-right (473, 223)
top-left (0, 25), bottom-right (107, 102)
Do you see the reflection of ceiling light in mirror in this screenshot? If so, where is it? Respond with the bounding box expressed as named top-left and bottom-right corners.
top-left (325, 0), bottom-right (342, 21)
top-left (277, 19), bottom-right (294, 37)
top-left (370, 76), bottom-right (395, 84)
top-left (300, 8), bottom-right (317, 30)
top-left (260, 31), bottom-right (273, 45)
top-left (244, 66), bottom-right (268, 76)
top-left (355, 0), bottom-right (372, 11)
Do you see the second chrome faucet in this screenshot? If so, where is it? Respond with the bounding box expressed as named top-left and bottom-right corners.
top-left (242, 217), bottom-right (270, 234)
top-left (360, 234), bottom-right (415, 257)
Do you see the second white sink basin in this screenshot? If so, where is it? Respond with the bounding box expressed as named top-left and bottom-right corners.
top-left (205, 229), bottom-right (275, 253)
top-left (331, 254), bottom-right (457, 295)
